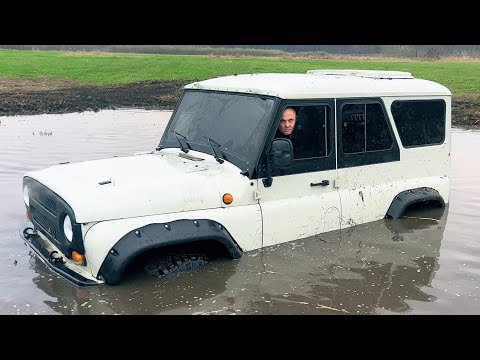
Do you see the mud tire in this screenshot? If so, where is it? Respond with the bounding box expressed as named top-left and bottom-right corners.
top-left (144, 250), bottom-right (209, 278)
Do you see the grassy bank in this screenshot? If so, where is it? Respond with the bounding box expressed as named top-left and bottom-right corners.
top-left (1, 49), bottom-right (480, 95)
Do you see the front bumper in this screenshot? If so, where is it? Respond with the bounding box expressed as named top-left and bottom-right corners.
top-left (21, 226), bottom-right (101, 287)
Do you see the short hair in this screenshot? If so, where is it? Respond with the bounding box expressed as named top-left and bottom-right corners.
top-left (283, 107), bottom-right (297, 117)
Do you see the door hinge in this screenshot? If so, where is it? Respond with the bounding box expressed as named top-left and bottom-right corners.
top-left (254, 190), bottom-right (262, 200)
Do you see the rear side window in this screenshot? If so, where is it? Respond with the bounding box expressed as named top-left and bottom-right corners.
top-left (337, 98), bottom-right (399, 168)
top-left (341, 103), bottom-right (393, 154)
top-left (391, 100), bottom-right (445, 147)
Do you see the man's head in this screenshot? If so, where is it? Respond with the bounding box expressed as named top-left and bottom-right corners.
top-left (278, 107), bottom-right (296, 136)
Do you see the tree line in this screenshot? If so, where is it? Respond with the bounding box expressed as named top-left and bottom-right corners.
top-left (1, 45), bottom-right (479, 58)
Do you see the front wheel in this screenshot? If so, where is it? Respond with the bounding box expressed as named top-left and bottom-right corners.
top-left (144, 250), bottom-right (209, 278)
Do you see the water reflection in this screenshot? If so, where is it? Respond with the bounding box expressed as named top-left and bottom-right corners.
top-left (29, 253), bottom-right (241, 315)
top-left (29, 206), bottom-right (447, 315)
top-left (239, 206), bottom-right (447, 315)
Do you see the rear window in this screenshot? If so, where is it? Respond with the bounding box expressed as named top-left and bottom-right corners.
top-left (391, 100), bottom-right (446, 147)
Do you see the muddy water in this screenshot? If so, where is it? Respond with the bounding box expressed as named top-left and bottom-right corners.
top-left (0, 110), bottom-right (479, 315)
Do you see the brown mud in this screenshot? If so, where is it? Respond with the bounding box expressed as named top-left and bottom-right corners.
top-left (0, 78), bottom-right (478, 128)
top-left (0, 78), bottom-right (188, 116)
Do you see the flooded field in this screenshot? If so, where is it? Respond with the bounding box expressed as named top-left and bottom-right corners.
top-left (0, 109), bottom-right (479, 314)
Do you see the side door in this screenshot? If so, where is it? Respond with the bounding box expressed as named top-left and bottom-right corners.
top-left (335, 98), bottom-right (400, 227)
top-left (257, 101), bottom-right (341, 248)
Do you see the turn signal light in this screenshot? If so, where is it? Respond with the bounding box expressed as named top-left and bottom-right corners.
top-left (72, 251), bottom-right (84, 265)
top-left (222, 193), bottom-right (233, 205)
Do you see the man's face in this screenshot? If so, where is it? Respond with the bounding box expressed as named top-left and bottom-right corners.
top-left (278, 108), bottom-right (296, 136)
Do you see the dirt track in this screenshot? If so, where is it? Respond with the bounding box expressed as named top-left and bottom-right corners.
top-left (0, 78), bottom-right (478, 128)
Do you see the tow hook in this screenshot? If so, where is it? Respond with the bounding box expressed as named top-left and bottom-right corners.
top-left (49, 251), bottom-right (65, 265)
top-left (23, 227), bottom-right (37, 239)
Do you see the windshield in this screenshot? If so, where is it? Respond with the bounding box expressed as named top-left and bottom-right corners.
top-left (159, 90), bottom-right (277, 172)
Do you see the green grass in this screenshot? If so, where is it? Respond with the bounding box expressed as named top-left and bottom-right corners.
top-left (1, 49), bottom-right (480, 95)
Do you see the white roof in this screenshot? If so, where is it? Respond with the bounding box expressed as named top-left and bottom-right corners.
top-left (185, 70), bottom-right (451, 98)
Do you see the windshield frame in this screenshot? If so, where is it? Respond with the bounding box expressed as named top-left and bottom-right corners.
top-left (158, 89), bottom-right (280, 178)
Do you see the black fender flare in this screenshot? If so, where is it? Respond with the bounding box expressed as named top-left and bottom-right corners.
top-left (385, 187), bottom-right (445, 219)
top-left (98, 219), bottom-right (243, 285)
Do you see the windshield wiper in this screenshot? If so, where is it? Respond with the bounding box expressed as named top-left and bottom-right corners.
top-left (173, 131), bottom-right (189, 153)
top-left (203, 135), bottom-right (224, 164)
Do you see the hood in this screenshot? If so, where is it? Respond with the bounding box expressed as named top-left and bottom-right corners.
top-left (25, 149), bottom-right (240, 222)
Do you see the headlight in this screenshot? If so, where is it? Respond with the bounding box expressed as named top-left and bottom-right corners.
top-left (63, 215), bottom-right (73, 242)
top-left (23, 185), bottom-right (29, 207)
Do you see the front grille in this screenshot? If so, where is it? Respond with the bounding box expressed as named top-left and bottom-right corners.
top-left (26, 178), bottom-right (66, 246)
top-left (24, 176), bottom-right (84, 256)
top-left (31, 207), bottom-right (59, 240)
top-left (35, 196), bottom-right (58, 216)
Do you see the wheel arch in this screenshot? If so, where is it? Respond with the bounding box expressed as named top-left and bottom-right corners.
top-left (385, 187), bottom-right (445, 219)
top-left (97, 219), bottom-right (243, 285)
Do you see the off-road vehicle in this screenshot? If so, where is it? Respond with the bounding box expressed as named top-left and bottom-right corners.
top-left (21, 70), bottom-right (451, 286)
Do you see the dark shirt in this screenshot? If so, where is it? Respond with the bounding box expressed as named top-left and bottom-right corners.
top-left (274, 130), bottom-right (291, 139)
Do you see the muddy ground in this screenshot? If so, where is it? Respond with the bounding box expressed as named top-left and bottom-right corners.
top-left (0, 78), bottom-right (188, 116)
top-left (0, 78), bottom-right (478, 128)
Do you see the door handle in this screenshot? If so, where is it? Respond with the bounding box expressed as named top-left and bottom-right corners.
top-left (310, 180), bottom-right (330, 187)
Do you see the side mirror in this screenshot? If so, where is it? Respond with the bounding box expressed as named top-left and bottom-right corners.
top-left (270, 138), bottom-right (293, 169)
